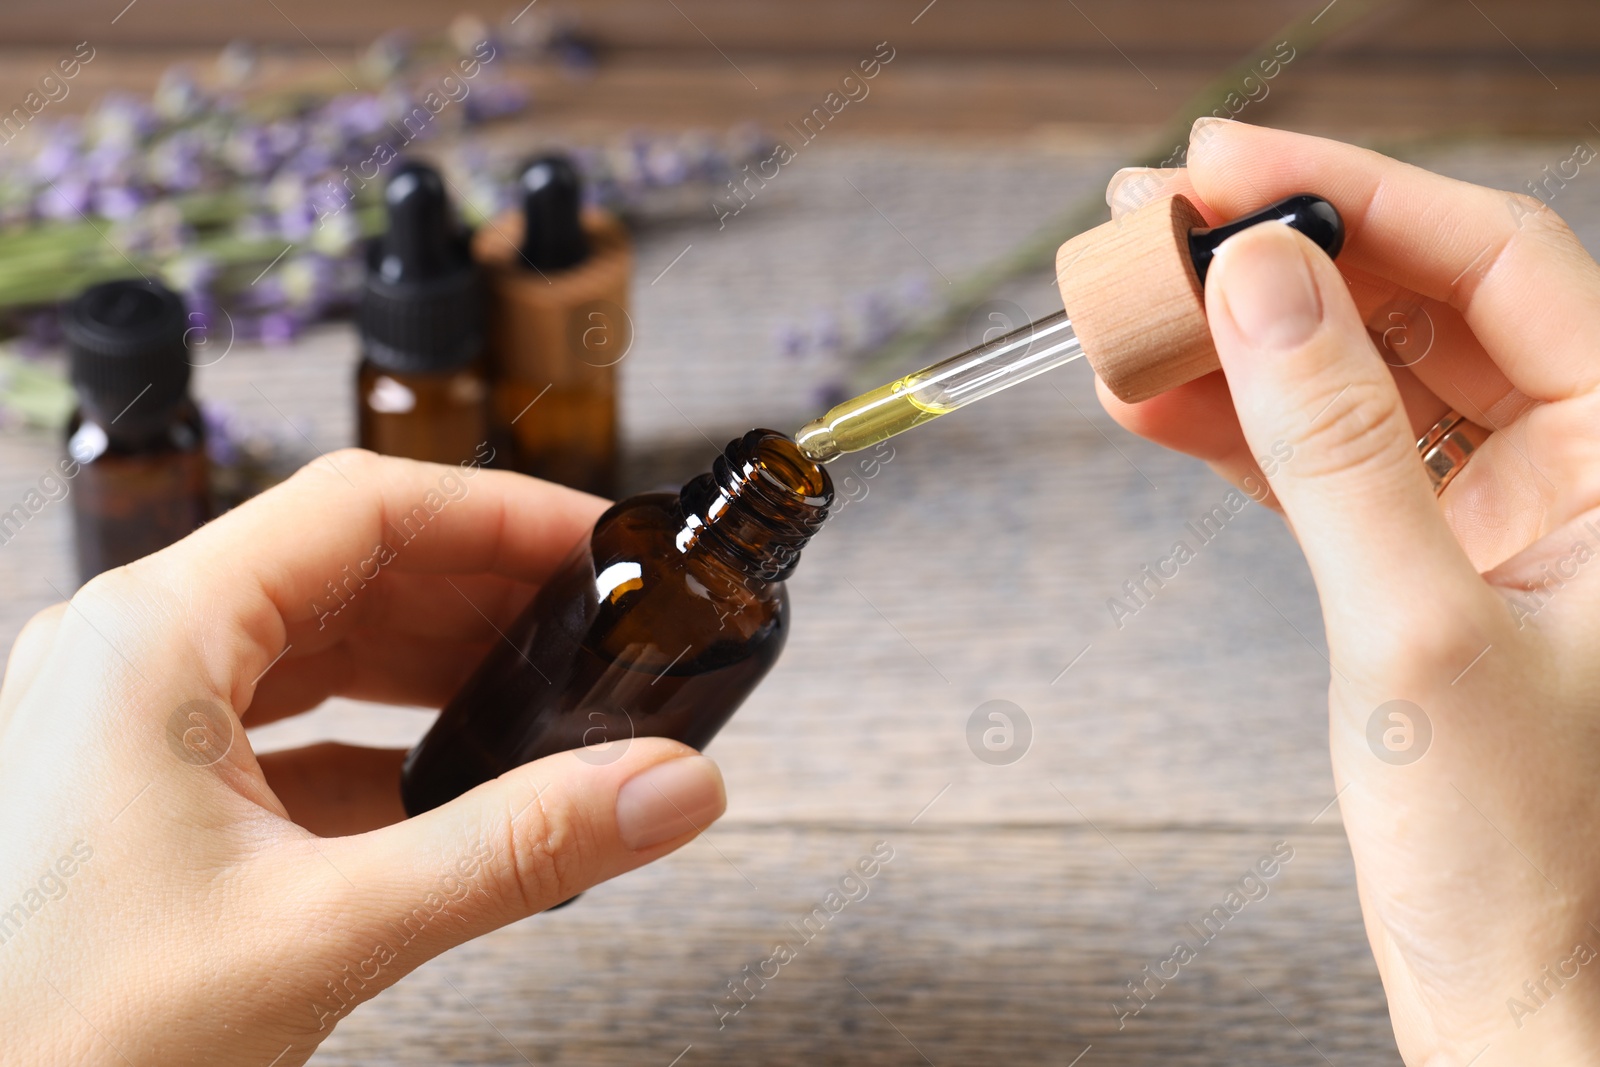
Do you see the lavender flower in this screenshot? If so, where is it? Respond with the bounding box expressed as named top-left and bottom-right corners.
top-left (773, 272), bottom-right (944, 404)
top-left (463, 80), bottom-right (531, 124)
top-left (92, 184), bottom-right (146, 220)
top-left (112, 201), bottom-right (191, 257)
top-left (36, 179), bottom-right (91, 221)
top-left (146, 132), bottom-right (207, 192)
top-left (84, 139), bottom-right (136, 186)
top-left (775, 324), bottom-right (808, 360)
top-left (363, 32), bottom-right (412, 82)
top-left (643, 141), bottom-right (690, 187)
top-left (551, 32), bottom-right (599, 73)
top-left (676, 131), bottom-right (724, 183)
top-left (266, 120), bottom-right (304, 161)
top-left (812, 380), bottom-right (850, 411)
top-left (88, 93), bottom-right (158, 148)
top-left (165, 253), bottom-right (220, 298)
top-left (216, 41), bottom-right (258, 89)
top-left (153, 66), bottom-right (206, 123)
top-left (224, 123), bottom-right (278, 178)
top-left (329, 95), bottom-right (389, 140)
top-left (308, 203), bottom-right (362, 256)
top-left (16, 310), bottom-right (64, 358)
top-left (232, 211), bottom-right (279, 244)
top-left (855, 291), bottom-right (900, 348)
top-left (257, 310), bottom-right (301, 346)
top-left (267, 173), bottom-right (318, 240)
top-left (31, 128), bottom-right (83, 184)
top-left (811, 311), bottom-right (844, 354)
top-left (282, 142), bottom-right (336, 180)
top-left (279, 253), bottom-right (340, 315)
top-left (201, 400), bottom-right (242, 467)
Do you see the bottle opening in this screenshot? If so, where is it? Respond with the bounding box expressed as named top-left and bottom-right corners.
top-left (745, 431), bottom-right (830, 505)
top-left (681, 430), bottom-right (833, 580)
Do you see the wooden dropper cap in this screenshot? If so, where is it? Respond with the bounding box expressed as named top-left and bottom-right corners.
top-left (1055, 193), bottom-right (1343, 404)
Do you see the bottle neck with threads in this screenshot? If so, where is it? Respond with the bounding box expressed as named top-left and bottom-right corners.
top-left (676, 430), bottom-right (833, 585)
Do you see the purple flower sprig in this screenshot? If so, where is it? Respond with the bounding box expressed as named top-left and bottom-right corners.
top-left (773, 274), bottom-right (940, 409)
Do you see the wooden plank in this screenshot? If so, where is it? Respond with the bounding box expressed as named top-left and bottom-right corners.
top-left (302, 827), bottom-right (1397, 1066)
top-left (4, 0), bottom-right (1599, 57)
top-left (0, 45), bottom-right (1594, 141)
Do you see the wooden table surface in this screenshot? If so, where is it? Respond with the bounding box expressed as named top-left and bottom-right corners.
top-left (4, 134), bottom-right (1597, 1065)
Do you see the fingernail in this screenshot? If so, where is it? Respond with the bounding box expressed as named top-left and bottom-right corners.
top-left (1106, 167), bottom-right (1163, 216)
top-left (616, 756), bottom-right (725, 851)
top-left (1215, 227), bottom-right (1324, 350)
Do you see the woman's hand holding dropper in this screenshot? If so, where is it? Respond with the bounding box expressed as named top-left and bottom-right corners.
top-left (1093, 119), bottom-right (1600, 1065)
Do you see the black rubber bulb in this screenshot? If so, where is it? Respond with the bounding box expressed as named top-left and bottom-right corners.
top-left (379, 161), bottom-right (459, 284)
top-left (1187, 193), bottom-right (1344, 285)
top-left (519, 154), bottom-right (590, 272)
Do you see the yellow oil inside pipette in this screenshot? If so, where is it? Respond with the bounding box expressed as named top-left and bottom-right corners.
top-left (796, 372), bottom-right (953, 463)
top-left (795, 308), bottom-right (1082, 463)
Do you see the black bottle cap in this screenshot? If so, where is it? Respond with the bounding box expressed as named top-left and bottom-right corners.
top-left (518, 154), bottom-right (590, 272)
top-left (61, 278), bottom-right (191, 414)
top-left (360, 160), bottom-right (484, 374)
top-left (1188, 193), bottom-right (1345, 285)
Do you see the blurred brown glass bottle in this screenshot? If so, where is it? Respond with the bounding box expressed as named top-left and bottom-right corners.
top-left (473, 155), bottom-right (631, 497)
top-left (400, 429), bottom-right (832, 817)
top-left (62, 279), bottom-right (210, 584)
top-left (357, 160), bottom-right (491, 464)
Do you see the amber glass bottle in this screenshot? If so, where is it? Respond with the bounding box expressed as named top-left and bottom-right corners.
top-left (357, 160), bottom-right (490, 464)
top-left (401, 429), bottom-right (832, 816)
top-left (473, 155), bottom-right (631, 496)
top-left (62, 279), bottom-right (209, 584)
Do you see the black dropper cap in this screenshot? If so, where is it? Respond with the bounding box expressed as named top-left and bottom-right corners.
top-left (518, 154), bottom-right (590, 272)
top-left (61, 278), bottom-right (191, 418)
top-left (360, 160), bottom-right (483, 374)
top-left (1187, 193), bottom-right (1345, 285)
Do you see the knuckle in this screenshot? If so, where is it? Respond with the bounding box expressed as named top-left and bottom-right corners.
top-left (1, 603), bottom-right (67, 687)
top-left (494, 788), bottom-right (592, 912)
top-left (16, 601), bottom-right (66, 645)
top-left (1511, 195), bottom-right (1574, 238)
top-left (310, 446), bottom-right (384, 480)
top-left (1283, 377), bottom-right (1409, 484)
top-left (1344, 604), bottom-right (1491, 694)
top-left (55, 570), bottom-right (162, 677)
top-left (283, 447), bottom-right (383, 492)
top-left (1500, 192), bottom-right (1593, 261)
top-left (70, 568), bottom-right (149, 629)
top-left (1504, 191), bottom-right (1548, 222)
top-left (1516, 209), bottom-right (1596, 272)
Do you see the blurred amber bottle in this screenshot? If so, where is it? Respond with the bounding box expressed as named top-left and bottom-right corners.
top-left (357, 160), bottom-right (491, 465)
top-left (473, 155), bottom-right (632, 497)
top-left (61, 279), bottom-right (209, 584)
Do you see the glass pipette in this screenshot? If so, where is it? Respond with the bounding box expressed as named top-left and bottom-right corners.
top-left (796, 309), bottom-right (1079, 463)
top-left (795, 193), bottom-right (1345, 464)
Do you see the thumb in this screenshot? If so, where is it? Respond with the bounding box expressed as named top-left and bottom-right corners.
top-left (1204, 222), bottom-right (1481, 627)
top-left (326, 739), bottom-right (724, 960)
